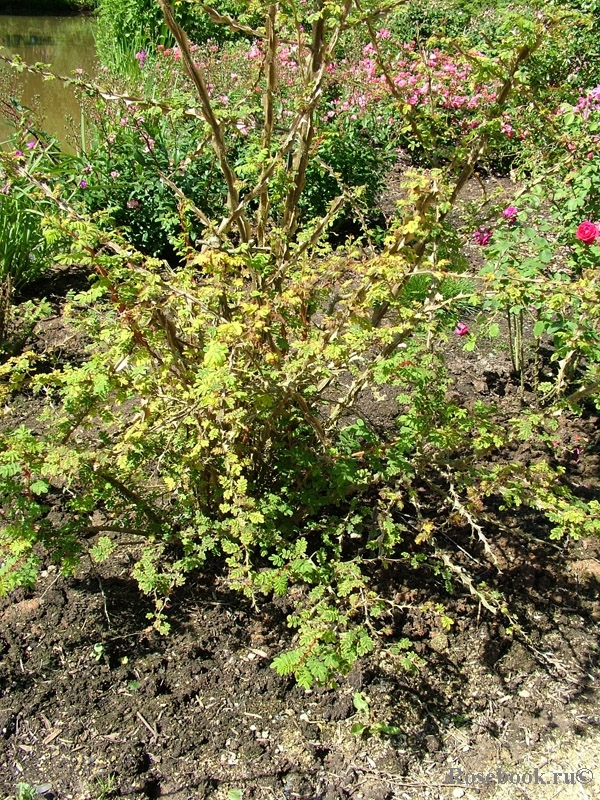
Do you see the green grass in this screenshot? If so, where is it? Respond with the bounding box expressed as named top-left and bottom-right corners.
top-left (0, 191), bottom-right (55, 289)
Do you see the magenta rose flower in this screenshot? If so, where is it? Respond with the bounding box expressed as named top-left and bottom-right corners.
top-left (575, 221), bottom-right (600, 245)
top-left (502, 205), bottom-right (518, 224)
top-left (473, 227), bottom-right (493, 246)
top-left (454, 322), bottom-right (469, 336)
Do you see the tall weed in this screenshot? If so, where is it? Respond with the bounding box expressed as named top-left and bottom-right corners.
top-left (0, 180), bottom-right (53, 288)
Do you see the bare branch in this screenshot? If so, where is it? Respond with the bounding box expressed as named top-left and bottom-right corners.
top-left (446, 481), bottom-right (500, 568)
top-left (436, 552), bottom-right (499, 614)
top-left (280, 0), bottom-right (353, 246)
top-left (563, 380), bottom-right (600, 405)
top-left (157, 0), bottom-right (250, 242)
top-left (157, 170), bottom-right (213, 229)
top-left (200, 2), bottom-right (265, 39)
top-left (258, 4), bottom-right (278, 248)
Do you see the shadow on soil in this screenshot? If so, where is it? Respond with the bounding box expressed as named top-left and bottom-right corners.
top-left (1, 516), bottom-right (599, 798)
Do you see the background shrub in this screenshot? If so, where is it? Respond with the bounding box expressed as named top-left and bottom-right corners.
top-left (77, 38), bottom-right (396, 260)
top-left (95, 0), bottom-right (245, 70)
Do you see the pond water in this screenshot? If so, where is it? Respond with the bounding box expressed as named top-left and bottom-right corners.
top-left (0, 15), bottom-right (97, 150)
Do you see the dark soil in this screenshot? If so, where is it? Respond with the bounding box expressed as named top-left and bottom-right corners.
top-left (1, 182), bottom-right (600, 800)
top-left (1, 519), bottom-right (599, 800)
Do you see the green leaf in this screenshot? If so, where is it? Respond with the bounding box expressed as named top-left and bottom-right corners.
top-left (93, 373), bottom-right (110, 395)
top-left (353, 692), bottom-right (370, 714)
top-left (296, 665), bottom-right (314, 689)
top-left (203, 341), bottom-right (228, 368)
top-left (89, 536), bottom-right (116, 563)
top-left (392, 637), bottom-right (413, 652)
top-left (533, 320), bottom-right (546, 338)
top-left (351, 722), bottom-right (369, 736)
top-left (273, 574), bottom-right (288, 595)
top-left (488, 323), bottom-right (500, 338)
top-left (271, 651), bottom-right (298, 676)
top-left (371, 722), bottom-right (402, 736)
top-left (306, 656), bottom-right (329, 683)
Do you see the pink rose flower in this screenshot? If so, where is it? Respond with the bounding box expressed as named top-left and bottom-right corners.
top-left (502, 205), bottom-right (518, 224)
top-left (454, 322), bottom-right (469, 336)
top-left (575, 221), bottom-right (600, 245)
top-left (473, 227), bottom-right (493, 246)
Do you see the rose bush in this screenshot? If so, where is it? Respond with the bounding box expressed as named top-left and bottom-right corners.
top-left (2, 0), bottom-right (600, 689)
top-left (476, 85), bottom-right (600, 395)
